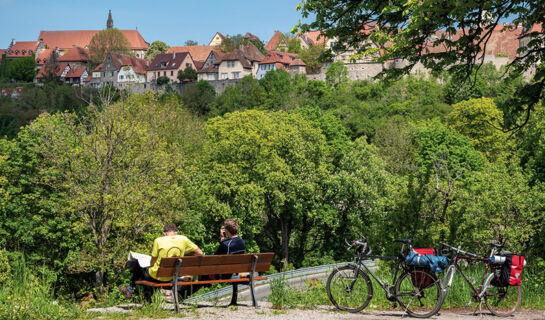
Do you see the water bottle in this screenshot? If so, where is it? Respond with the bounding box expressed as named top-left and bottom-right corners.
top-left (490, 255), bottom-right (506, 264)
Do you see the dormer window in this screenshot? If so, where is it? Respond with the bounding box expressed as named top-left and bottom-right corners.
top-left (15, 50), bottom-right (19, 55)
top-left (36, 59), bottom-right (41, 63)
top-left (22, 50), bottom-right (26, 55)
top-left (43, 58), bottom-right (47, 63)
top-left (29, 50), bottom-right (33, 55)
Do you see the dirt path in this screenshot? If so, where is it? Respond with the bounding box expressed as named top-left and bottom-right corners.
top-left (154, 303), bottom-right (545, 320)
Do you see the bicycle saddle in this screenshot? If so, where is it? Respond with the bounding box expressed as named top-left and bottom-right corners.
top-left (394, 238), bottom-right (412, 244)
top-left (488, 243), bottom-right (504, 248)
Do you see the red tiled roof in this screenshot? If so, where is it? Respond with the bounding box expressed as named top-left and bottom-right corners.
top-left (38, 30), bottom-right (149, 50)
top-left (244, 32), bottom-right (260, 41)
top-left (147, 52), bottom-right (190, 71)
top-left (197, 63), bottom-right (219, 74)
top-left (167, 45), bottom-right (216, 62)
top-left (290, 58), bottom-right (306, 66)
top-left (194, 61), bottom-right (204, 70)
top-left (58, 47), bottom-right (89, 62)
top-left (260, 51), bottom-right (298, 65)
top-left (35, 49), bottom-right (54, 65)
top-left (265, 31), bottom-right (284, 51)
top-left (240, 42), bottom-right (265, 62)
top-left (305, 30), bottom-right (328, 45)
top-left (109, 52), bottom-right (148, 74)
top-left (93, 63), bottom-right (103, 72)
top-left (65, 66), bottom-right (87, 79)
top-left (6, 41), bottom-right (39, 57)
top-left (37, 62), bottom-right (69, 79)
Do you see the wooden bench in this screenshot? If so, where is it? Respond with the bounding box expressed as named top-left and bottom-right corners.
top-left (135, 253), bottom-right (273, 312)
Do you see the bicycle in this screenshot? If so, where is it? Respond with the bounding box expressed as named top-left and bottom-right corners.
top-left (439, 242), bottom-right (522, 317)
top-left (326, 236), bottom-right (442, 318)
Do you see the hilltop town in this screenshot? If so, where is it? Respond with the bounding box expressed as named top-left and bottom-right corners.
top-left (0, 10), bottom-right (540, 94)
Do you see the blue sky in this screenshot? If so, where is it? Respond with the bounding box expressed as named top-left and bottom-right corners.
top-left (0, 0), bottom-right (310, 49)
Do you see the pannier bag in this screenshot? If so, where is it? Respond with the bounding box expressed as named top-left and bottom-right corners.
top-left (405, 249), bottom-right (450, 274)
top-left (490, 254), bottom-right (526, 287)
top-left (509, 255), bottom-right (525, 286)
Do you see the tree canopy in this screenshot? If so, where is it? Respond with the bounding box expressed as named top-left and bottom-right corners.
top-left (145, 40), bottom-right (170, 60)
top-left (88, 28), bottom-right (131, 65)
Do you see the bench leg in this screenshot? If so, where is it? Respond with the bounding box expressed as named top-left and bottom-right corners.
top-left (250, 280), bottom-right (257, 307)
top-left (229, 283), bottom-right (238, 305)
top-left (172, 258), bottom-right (183, 313)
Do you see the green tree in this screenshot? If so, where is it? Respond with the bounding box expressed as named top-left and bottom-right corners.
top-left (326, 61), bottom-right (348, 87)
top-left (145, 40), bottom-right (170, 60)
top-left (28, 92), bottom-right (198, 293)
top-left (446, 97), bottom-right (509, 156)
top-left (259, 69), bottom-right (294, 110)
top-left (181, 80), bottom-right (216, 115)
top-left (202, 110), bottom-right (328, 265)
top-left (156, 76), bottom-right (169, 85)
top-left (88, 28), bottom-right (131, 66)
top-left (299, 44), bottom-right (326, 73)
top-left (7, 57), bottom-right (36, 82)
top-left (211, 75), bottom-right (266, 115)
top-left (177, 66), bottom-right (197, 82)
top-left (184, 40), bottom-right (198, 46)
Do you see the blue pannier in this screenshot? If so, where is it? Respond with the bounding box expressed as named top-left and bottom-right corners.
top-left (405, 249), bottom-right (450, 274)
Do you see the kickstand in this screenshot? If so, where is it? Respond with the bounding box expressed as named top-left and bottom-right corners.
top-left (471, 300), bottom-right (483, 317)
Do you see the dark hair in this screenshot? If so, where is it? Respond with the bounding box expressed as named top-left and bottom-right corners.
top-left (223, 219), bottom-right (239, 235)
top-left (163, 223), bottom-right (177, 233)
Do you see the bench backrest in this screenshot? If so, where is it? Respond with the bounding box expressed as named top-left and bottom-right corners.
top-left (155, 253), bottom-right (274, 278)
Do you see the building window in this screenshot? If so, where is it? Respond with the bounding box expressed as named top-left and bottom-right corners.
top-left (120, 75), bottom-right (124, 79)
top-left (171, 71), bottom-right (174, 76)
top-left (199, 74), bottom-right (204, 80)
top-left (221, 73), bottom-right (228, 79)
top-left (214, 74), bottom-right (218, 80)
top-left (111, 72), bottom-right (114, 77)
top-left (232, 72), bottom-right (240, 79)
top-left (186, 63), bottom-right (191, 68)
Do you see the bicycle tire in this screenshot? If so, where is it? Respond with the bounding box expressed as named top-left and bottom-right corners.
top-left (326, 264), bottom-right (373, 313)
top-left (395, 269), bottom-right (442, 318)
top-left (485, 283), bottom-right (521, 317)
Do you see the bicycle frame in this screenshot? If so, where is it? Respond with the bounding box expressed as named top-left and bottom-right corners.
top-left (442, 247), bottom-right (498, 302)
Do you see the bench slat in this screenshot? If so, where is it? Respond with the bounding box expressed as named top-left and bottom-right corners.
top-left (156, 263), bottom-right (271, 277)
top-left (158, 253), bottom-right (274, 268)
top-left (135, 276), bottom-right (268, 287)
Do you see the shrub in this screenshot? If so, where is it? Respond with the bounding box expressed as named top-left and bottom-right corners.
top-left (0, 250), bottom-right (10, 286)
top-left (156, 76), bottom-right (170, 85)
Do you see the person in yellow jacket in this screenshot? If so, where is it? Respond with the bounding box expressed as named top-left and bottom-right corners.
top-left (119, 223), bottom-right (202, 299)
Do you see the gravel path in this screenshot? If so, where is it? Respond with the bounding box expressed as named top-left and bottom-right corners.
top-left (150, 302), bottom-right (545, 320)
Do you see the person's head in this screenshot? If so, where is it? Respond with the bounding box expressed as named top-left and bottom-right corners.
top-left (223, 219), bottom-right (239, 237)
top-left (163, 223), bottom-right (178, 236)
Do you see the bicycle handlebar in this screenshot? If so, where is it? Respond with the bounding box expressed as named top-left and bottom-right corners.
top-left (440, 241), bottom-right (478, 258)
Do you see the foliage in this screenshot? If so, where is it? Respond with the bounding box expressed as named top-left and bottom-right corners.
top-left (298, 44), bottom-right (326, 73)
top-left (219, 34), bottom-right (247, 53)
top-left (210, 75), bottom-right (266, 116)
top-left (184, 40), bottom-right (198, 46)
top-left (26, 92), bottom-right (201, 292)
top-left (88, 28), bottom-right (131, 66)
top-left (181, 80), bottom-right (216, 115)
top-left (145, 41), bottom-right (170, 60)
top-left (5, 57), bottom-right (36, 82)
top-left (202, 110), bottom-right (328, 265)
top-left (156, 76), bottom-right (169, 85)
top-left (326, 61), bottom-right (348, 87)
top-left (250, 39), bottom-right (267, 55)
top-left (177, 66), bottom-right (197, 82)
top-left (446, 97), bottom-right (509, 156)
top-left (0, 249), bottom-right (10, 286)
top-left (259, 69), bottom-right (294, 110)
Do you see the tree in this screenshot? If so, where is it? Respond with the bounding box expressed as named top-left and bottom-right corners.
top-left (184, 40), bottom-right (198, 46)
top-left (7, 57), bottom-right (36, 82)
top-left (296, 1), bottom-right (545, 128)
top-left (88, 28), bottom-right (131, 66)
top-left (28, 92), bottom-right (198, 293)
top-left (446, 97), bottom-right (509, 156)
top-left (145, 40), bottom-right (170, 60)
top-left (219, 34), bottom-right (247, 53)
top-left (202, 110), bottom-right (328, 265)
top-left (259, 69), bottom-right (294, 110)
top-left (181, 80), bottom-right (216, 115)
top-left (299, 44), bottom-right (326, 73)
top-left (177, 66), bottom-right (197, 82)
top-left (326, 61), bottom-right (348, 87)
top-left (156, 76), bottom-right (169, 85)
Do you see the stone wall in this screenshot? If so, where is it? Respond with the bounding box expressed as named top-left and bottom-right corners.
top-left (118, 79), bottom-right (240, 96)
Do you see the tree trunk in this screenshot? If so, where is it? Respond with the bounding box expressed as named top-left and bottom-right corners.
top-left (281, 216), bottom-right (289, 267)
top-left (95, 268), bottom-right (104, 295)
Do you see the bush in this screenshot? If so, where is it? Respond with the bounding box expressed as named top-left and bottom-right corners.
top-left (0, 250), bottom-right (10, 286)
top-left (156, 76), bottom-right (170, 85)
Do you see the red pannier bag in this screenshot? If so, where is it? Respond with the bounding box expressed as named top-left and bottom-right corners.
top-left (509, 255), bottom-right (525, 286)
top-left (411, 248), bottom-right (435, 288)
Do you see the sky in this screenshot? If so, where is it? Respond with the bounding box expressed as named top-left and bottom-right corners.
top-left (0, 0), bottom-right (311, 49)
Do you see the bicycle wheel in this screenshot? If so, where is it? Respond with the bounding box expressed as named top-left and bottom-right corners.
top-left (485, 284), bottom-right (521, 317)
top-left (326, 265), bottom-right (373, 313)
top-left (395, 269), bottom-right (442, 318)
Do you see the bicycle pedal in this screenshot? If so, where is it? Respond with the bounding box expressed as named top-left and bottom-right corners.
top-left (392, 302), bottom-right (397, 308)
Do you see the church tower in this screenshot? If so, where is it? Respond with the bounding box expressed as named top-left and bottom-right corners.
top-left (107, 10), bottom-right (114, 29)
